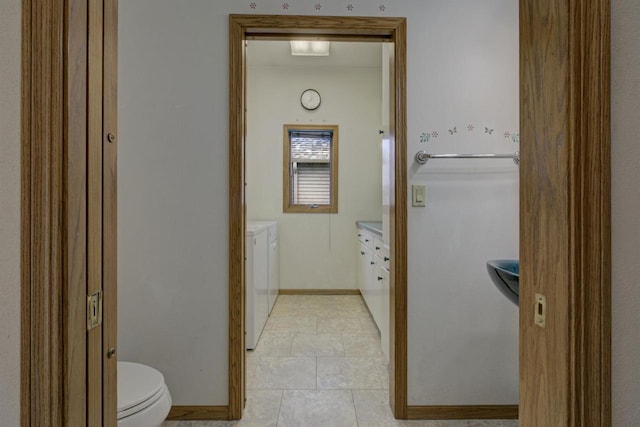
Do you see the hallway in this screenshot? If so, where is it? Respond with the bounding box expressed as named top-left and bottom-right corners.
top-left (162, 295), bottom-right (518, 427)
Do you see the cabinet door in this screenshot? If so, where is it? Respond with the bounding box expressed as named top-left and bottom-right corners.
top-left (378, 265), bottom-right (390, 362)
top-left (370, 255), bottom-right (380, 327)
top-left (358, 243), bottom-right (374, 310)
top-left (358, 229), bottom-right (374, 250)
top-left (372, 260), bottom-right (384, 331)
top-left (381, 43), bottom-right (393, 244)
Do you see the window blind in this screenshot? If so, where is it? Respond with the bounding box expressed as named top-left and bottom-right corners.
top-left (293, 163), bottom-right (331, 205)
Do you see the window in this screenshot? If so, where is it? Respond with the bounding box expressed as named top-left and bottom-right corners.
top-left (283, 124), bottom-right (338, 213)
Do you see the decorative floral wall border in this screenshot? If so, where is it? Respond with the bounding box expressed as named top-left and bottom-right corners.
top-left (420, 124), bottom-right (519, 144)
top-left (247, 2), bottom-right (388, 12)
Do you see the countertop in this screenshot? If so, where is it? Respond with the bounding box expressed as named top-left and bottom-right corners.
top-left (356, 220), bottom-right (383, 237)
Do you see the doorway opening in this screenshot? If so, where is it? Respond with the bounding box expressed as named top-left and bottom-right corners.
top-left (244, 38), bottom-right (392, 424)
top-left (228, 15), bottom-right (408, 420)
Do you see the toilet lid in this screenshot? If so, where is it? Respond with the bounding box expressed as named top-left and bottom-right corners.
top-left (117, 362), bottom-right (166, 414)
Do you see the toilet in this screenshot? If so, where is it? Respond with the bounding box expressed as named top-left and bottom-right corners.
top-left (117, 362), bottom-right (172, 427)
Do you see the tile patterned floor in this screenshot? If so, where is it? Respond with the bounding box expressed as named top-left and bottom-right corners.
top-left (162, 295), bottom-right (518, 427)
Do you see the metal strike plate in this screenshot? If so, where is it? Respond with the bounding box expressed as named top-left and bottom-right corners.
top-left (87, 290), bottom-right (103, 331)
top-left (535, 293), bottom-right (546, 328)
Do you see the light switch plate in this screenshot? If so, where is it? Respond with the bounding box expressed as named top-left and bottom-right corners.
top-left (412, 184), bottom-right (426, 207)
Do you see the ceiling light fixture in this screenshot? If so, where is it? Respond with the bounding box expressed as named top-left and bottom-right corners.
top-left (290, 40), bottom-right (331, 56)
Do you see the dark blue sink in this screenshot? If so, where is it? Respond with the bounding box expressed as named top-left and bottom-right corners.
top-left (486, 260), bottom-right (519, 305)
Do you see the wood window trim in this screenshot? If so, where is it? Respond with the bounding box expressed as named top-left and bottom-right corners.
top-left (282, 124), bottom-right (339, 214)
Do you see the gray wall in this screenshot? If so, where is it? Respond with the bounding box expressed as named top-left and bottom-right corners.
top-left (406, 0), bottom-right (520, 404)
top-left (117, 2), bottom-right (230, 403)
top-left (611, 0), bottom-right (640, 424)
top-left (0, 0), bottom-right (21, 425)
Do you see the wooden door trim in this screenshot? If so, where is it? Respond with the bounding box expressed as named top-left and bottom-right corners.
top-left (228, 14), bottom-right (408, 420)
top-left (87, 0), bottom-right (105, 423)
top-left (519, 0), bottom-right (611, 425)
top-left (21, 0), bottom-right (119, 425)
top-left (167, 406), bottom-right (230, 421)
top-left (102, 0), bottom-right (118, 424)
top-left (407, 405), bottom-right (518, 420)
top-left (21, 0), bottom-right (89, 425)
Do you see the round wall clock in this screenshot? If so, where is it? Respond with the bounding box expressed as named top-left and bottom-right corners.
top-left (300, 89), bottom-right (321, 110)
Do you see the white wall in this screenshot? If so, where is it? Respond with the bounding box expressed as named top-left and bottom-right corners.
top-left (611, 0), bottom-right (640, 424)
top-left (117, 1), bottom-right (231, 404)
top-left (246, 55), bottom-right (382, 290)
top-left (117, 0), bottom-right (640, 419)
top-left (0, 0), bottom-right (21, 425)
top-left (118, 0), bottom-right (520, 407)
top-left (406, 1), bottom-right (520, 404)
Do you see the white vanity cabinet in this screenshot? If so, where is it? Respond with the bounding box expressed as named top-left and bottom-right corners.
top-left (356, 224), bottom-right (390, 362)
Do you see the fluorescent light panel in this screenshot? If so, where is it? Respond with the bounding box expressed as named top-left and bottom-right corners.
top-left (290, 41), bottom-right (331, 56)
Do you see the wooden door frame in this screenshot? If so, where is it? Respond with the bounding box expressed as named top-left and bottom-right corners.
top-left (518, 0), bottom-right (611, 425)
top-left (21, 0), bottom-right (85, 424)
top-left (102, 0), bottom-right (119, 424)
top-left (19, 4), bottom-right (610, 427)
top-left (20, 0), bottom-right (118, 425)
top-left (228, 14), bottom-right (409, 421)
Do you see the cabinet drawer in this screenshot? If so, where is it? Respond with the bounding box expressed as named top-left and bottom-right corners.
top-left (358, 243), bottom-right (374, 310)
top-left (376, 243), bottom-right (390, 270)
top-left (373, 237), bottom-right (384, 257)
top-left (357, 229), bottom-right (374, 250)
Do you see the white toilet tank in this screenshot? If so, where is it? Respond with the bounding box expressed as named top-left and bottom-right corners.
top-left (117, 362), bottom-right (172, 427)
